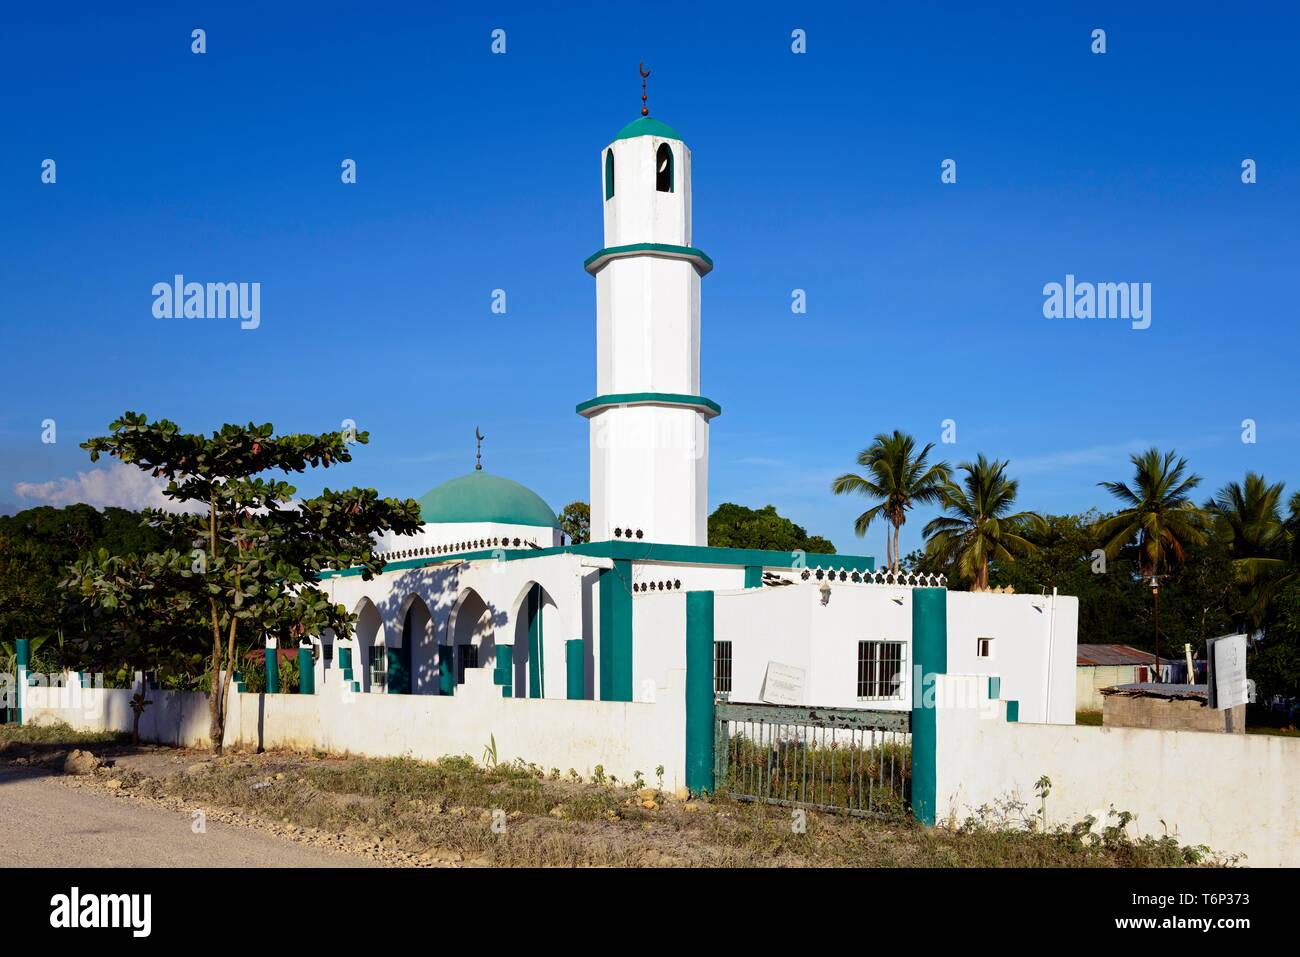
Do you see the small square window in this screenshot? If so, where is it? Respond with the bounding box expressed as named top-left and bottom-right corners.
top-left (976, 637), bottom-right (994, 659)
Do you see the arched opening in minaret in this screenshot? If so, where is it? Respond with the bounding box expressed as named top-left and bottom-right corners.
top-left (656, 143), bottom-right (673, 193)
top-left (605, 149), bottom-right (615, 200)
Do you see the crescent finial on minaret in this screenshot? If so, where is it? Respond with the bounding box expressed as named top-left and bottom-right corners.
top-left (475, 426), bottom-right (485, 471)
top-left (639, 62), bottom-right (651, 116)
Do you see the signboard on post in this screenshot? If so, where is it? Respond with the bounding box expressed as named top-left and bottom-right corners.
top-left (1206, 633), bottom-right (1248, 710)
top-left (761, 661), bottom-right (806, 705)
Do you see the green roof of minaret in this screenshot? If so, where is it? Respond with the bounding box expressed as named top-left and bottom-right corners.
top-left (614, 116), bottom-right (682, 141)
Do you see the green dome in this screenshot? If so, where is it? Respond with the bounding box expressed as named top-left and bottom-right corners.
top-left (417, 472), bottom-right (558, 528)
top-left (614, 116), bottom-right (682, 141)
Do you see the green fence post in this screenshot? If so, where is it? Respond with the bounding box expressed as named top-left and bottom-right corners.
top-left (264, 641), bottom-right (280, 694)
top-left (298, 646), bottom-right (315, 695)
top-left (565, 639), bottom-right (584, 699)
top-left (15, 638), bottom-right (30, 726)
top-left (911, 587), bottom-right (948, 826)
top-left (743, 565), bottom-right (763, 588)
top-left (685, 591), bottom-right (715, 796)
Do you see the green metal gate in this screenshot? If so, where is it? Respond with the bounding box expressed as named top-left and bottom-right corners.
top-left (713, 700), bottom-right (911, 817)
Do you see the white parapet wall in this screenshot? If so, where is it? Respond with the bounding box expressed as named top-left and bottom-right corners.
top-left (933, 674), bottom-right (1300, 867)
top-left (24, 678), bottom-right (214, 748)
top-left (226, 667), bottom-right (688, 786)
top-left (23, 668), bottom-right (690, 789)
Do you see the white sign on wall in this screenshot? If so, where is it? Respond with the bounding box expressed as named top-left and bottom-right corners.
top-left (1207, 633), bottom-right (1248, 710)
top-left (761, 661), bottom-right (806, 706)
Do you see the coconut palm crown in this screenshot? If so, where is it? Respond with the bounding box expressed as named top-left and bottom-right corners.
top-left (1094, 447), bottom-right (1207, 578)
top-left (1207, 472), bottom-right (1293, 629)
top-left (922, 454), bottom-right (1045, 591)
top-left (831, 430), bottom-right (951, 572)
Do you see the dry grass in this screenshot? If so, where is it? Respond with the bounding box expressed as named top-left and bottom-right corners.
top-left (0, 723), bottom-right (1230, 867)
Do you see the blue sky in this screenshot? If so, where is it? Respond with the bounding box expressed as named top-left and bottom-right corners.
top-left (2, 1), bottom-right (1297, 559)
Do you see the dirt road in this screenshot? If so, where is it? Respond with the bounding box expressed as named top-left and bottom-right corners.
top-left (0, 765), bottom-right (367, 867)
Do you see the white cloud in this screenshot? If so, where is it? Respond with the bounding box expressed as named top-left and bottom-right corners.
top-left (1012, 440), bottom-right (1154, 476)
top-left (14, 462), bottom-right (202, 513)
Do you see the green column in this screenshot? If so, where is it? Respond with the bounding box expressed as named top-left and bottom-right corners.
top-left (15, 638), bottom-right (29, 726)
top-left (565, 639), bottom-right (584, 700)
top-left (298, 646), bottom-right (315, 694)
top-left (911, 587), bottom-right (947, 826)
top-left (264, 645), bottom-right (280, 694)
top-left (743, 565), bottom-right (763, 588)
top-left (527, 585), bottom-right (543, 698)
top-left (438, 645), bottom-right (454, 695)
top-left (388, 609), bottom-right (413, 694)
top-left (685, 591), bottom-right (715, 796)
top-left (494, 643), bottom-right (514, 697)
top-left (598, 561), bottom-right (633, 701)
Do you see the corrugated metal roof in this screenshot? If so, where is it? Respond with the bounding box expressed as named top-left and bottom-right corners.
top-left (1101, 682), bottom-right (1209, 701)
top-left (1076, 643), bottom-right (1155, 666)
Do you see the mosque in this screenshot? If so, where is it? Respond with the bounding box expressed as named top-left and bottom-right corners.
top-left (311, 101), bottom-right (1079, 723)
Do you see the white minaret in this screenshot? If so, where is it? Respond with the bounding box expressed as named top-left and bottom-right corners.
top-left (579, 99), bottom-right (718, 547)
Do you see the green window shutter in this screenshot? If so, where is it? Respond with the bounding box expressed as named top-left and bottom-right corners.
top-left (438, 645), bottom-right (454, 695)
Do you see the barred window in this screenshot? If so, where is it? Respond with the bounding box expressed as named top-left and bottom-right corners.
top-left (714, 640), bottom-right (732, 695)
top-left (857, 640), bottom-right (906, 700)
top-left (368, 645), bottom-right (387, 692)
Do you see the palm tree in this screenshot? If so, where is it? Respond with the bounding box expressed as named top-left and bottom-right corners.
top-left (831, 430), bottom-right (950, 573)
top-left (922, 454), bottom-right (1045, 591)
top-left (1206, 473), bottom-right (1292, 631)
top-left (1094, 448), bottom-right (1207, 675)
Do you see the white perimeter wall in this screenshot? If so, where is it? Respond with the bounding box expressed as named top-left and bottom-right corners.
top-left (25, 680), bottom-right (214, 748)
top-left (934, 675), bottom-right (1300, 866)
top-left (23, 667), bottom-right (689, 789)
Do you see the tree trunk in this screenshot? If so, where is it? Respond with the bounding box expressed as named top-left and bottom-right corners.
top-left (208, 684), bottom-right (224, 754)
top-left (207, 497), bottom-right (225, 754)
top-left (208, 599), bottom-right (225, 755)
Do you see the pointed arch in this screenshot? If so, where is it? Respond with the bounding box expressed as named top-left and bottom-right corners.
top-left (605, 149), bottom-right (615, 200)
top-left (449, 587), bottom-right (498, 685)
top-left (397, 594), bottom-right (434, 694)
top-left (350, 597), bottom-right (385, 693)
top-left (509, 581), bottom-right (568, 699)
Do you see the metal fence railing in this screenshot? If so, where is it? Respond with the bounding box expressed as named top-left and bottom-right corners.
top-left (713, 700), bottom-right (911, 817)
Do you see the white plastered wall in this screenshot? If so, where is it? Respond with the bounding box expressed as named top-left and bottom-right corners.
top-left (933, 675), bottom-right (1300, 866)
